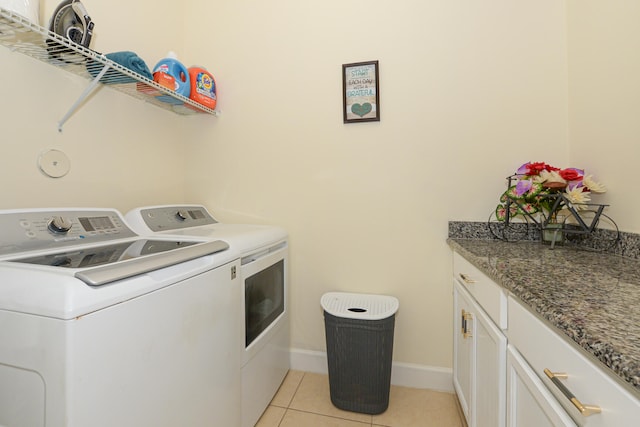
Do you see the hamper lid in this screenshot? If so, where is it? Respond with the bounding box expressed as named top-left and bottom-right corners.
top-left (321, 292), bottom-right (399, 320)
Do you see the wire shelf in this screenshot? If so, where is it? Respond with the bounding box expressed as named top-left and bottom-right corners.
top-left (0, 7), bottom-right (217, 130)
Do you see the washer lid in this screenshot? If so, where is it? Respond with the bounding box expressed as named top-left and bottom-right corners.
top-left (321, 292), bottom-right (399, 320)
top-left (0, 240), bottom-right (238, 319)
top-left (11, 239), bottom-right (229, 286)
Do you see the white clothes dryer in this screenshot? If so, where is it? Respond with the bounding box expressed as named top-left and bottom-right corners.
top-left (125, 205), bottom-right (290, 427)
top-left (0, 208), bottom-right (241, 427)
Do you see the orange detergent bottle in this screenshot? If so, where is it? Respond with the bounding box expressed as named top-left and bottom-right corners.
top-left (188, 66), bottom-right (217, 109)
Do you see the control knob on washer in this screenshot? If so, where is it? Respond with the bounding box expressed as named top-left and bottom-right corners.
top-left (48, 216), bottom-right (73, 234)
top-left (176, 210), bottom-right (189, 221)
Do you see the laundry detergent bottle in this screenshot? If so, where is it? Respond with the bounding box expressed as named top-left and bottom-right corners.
top-left (188, 66), bottom-right (217, 110)
top-left (152, 51), bottom-right (190, 104)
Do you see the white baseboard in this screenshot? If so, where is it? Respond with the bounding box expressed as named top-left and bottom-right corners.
top-left (289, 348), bottom-right (329, 375)
top-left (289, 348), bottom-right (453, 393)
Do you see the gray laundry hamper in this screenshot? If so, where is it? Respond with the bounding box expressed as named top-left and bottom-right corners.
top-left (321, 292), bottom-right (399, 415)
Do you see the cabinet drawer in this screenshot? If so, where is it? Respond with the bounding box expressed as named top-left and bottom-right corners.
top-left (508, 297), bottom-right (640, 426)
top-left (453, 252), bottom-right (507, 329)
top-left (506, 345), bottom-right (577, 427)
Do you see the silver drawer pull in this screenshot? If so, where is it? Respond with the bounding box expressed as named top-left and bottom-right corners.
top-left (459, 273), bottom-right (476, 284)
top-left (544, 369), bottom-right (602, 417)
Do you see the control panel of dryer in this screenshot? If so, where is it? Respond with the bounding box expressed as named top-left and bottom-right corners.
top-left (138, 205), bottom-right (218, 232)
top-left (0, 209), bottom-right (137, 257)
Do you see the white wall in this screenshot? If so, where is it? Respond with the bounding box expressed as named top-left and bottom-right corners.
top-left (567, 0), bottom-right (640, 233)
top-left (181, 0), bottom-right (569, 369)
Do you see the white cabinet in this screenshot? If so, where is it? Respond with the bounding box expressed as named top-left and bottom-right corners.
top-left (453, 281), bottom-right (474, 422)
top-left (453, 249), bottom-right (640, 427)
top-left (453, 253), bottom-right (507, 329)
top-left (508, 296), bottom-right (640, 427)
top-left (475, 306), bottom-right (506, 427)
top-left (453, 254), bottom-right (507, 427)
top-left (506, 345), bottom-right (577, 427)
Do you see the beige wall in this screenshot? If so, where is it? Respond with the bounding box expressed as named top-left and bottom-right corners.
top-left (181, 0), bottom-right (568, 368)
top-left (0, 0), bottom-right (193, 212)
top-left (567, 0), bottom-right (640, 234)
top-left (2, 1), bottom-right (635, 373)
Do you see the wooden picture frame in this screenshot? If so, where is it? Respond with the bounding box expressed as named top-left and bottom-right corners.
top-left (342, 60), bottom-right (380, 123)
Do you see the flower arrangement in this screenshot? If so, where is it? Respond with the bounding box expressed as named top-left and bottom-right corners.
top-left (495, 161), bottom-right (606, 222)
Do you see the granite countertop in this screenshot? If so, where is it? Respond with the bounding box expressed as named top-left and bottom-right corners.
top-left (448, 238), bottom-right (640, 397)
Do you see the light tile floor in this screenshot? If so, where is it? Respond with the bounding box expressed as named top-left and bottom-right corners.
top-left (255, 371), bottom-right (465, 427)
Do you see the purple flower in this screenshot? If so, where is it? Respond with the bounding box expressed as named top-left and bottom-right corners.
top-left (567, 180), bottom-right (584, 191)
top-left (515, 180), bottom-right (532, 196)
top-left (516, 163), bottom-right (530, 175)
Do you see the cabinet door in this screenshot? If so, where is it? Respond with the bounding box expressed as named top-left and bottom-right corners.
top-left (474, 296), bottom-right (507, 427)
top-left (506, 345), bottom-right (577, 427)
top-left (453, 281), bottom-right (475, 425)
top-left (454, 281), bottom-right (507, 427)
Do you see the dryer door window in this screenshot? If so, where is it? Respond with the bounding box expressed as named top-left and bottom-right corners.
top-left (245, 259), bottom-right (284, 347)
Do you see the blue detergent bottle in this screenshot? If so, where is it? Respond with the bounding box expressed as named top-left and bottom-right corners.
top-left (152, 51), bottom-right (190, 104)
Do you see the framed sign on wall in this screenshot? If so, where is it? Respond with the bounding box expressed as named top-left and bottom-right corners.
top-left (342, 60), bottom-right (380, 123)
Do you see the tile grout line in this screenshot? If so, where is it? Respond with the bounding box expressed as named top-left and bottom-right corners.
top-left (266, 370), bottom-right (464, 427)
top-left (287, 371), bottom-right (306, 408)
top-left (283, 407), bottom-right (373, 426)
top-left (276, 371), bottom-right (306, 427)
top-left (282, 371), bottom-right (374, 426)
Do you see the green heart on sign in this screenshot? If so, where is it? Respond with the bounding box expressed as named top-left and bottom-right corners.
top-left (351, 103), bottom-right (372, 117)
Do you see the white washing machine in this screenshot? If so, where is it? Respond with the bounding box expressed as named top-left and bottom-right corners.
top-left (125, 205), bottom-right (290, 427)
top-left (0, 208), bottom-right (242, 427)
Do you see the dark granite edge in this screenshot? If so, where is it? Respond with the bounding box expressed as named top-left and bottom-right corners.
top-left (448, 221), bottom-right (640, 260)
top-left (447, 238), bottom-right (640, 397)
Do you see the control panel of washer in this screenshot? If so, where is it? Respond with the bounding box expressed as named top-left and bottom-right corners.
top-left (0, 209), bottom-right (137, 257)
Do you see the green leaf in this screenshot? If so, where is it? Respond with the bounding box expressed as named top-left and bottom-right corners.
top-left (518, 203), bottom-right (538, 215)
top-left (524, 182), bottom-right (543, 199)
top-left (496, 203), bottom-right (518, 221)
top-left (504, 186), bottom-right (521, 200)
